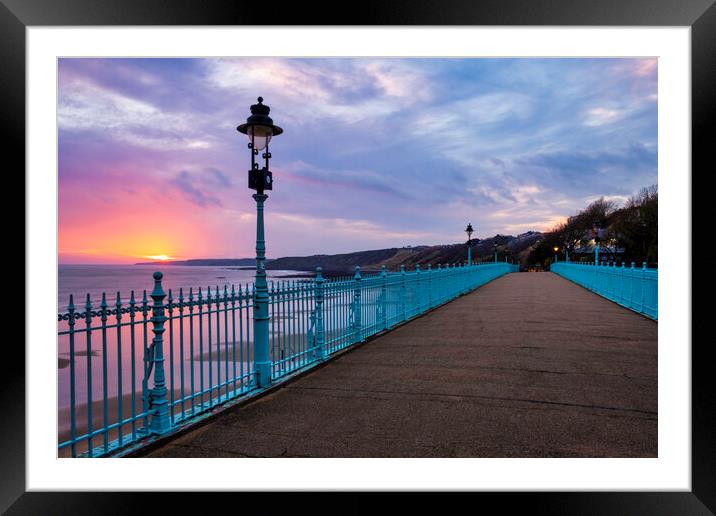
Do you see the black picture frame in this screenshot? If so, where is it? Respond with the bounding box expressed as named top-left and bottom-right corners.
top-left (6, 0), bottom-right (713, 513)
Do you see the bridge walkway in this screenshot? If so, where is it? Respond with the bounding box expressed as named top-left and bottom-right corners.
top-left (141, 272), bottom-right (657, 458)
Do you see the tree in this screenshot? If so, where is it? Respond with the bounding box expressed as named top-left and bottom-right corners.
top-left (527, 187), bottom-right (657, 267)
top-left (610, 185), bottom-right (658, 265)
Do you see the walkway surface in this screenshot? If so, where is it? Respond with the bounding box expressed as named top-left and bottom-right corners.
top-left (142, 272), bottom-right (657, 458)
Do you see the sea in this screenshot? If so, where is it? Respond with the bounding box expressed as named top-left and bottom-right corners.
top-left (57, 263), bottom-right (312, 448)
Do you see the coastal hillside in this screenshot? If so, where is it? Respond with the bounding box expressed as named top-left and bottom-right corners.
top-left (134, 232), bottom-right (543, 273)
top-left (266, 231), bottom-right (543, 274)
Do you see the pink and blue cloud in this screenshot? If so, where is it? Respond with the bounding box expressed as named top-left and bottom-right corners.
top-left (58, 57), bottom-right (657, 263)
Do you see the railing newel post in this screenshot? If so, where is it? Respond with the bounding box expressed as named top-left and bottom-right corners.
top-left (315, 267), bottom-right (325, 360)
top-left (148, 271), bottom-right (171, 435)
top-left (400, 265), bottom-right (407, 321)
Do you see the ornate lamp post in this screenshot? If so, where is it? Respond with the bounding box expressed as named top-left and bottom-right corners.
top-left (237, 97), bottom-right (283, 388)
top-left (465, 223), bottom-right (474, 266)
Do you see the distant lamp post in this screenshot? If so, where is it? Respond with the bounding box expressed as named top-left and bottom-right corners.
top-left (553, 246), bottom-right (559, 264)
top-left (237, 97), bottom-right (283, 388)
top-left (494, 242), bottom-right (498, 263)
top-left (592, 224), bottom-right (602, 266)
top-left (465, 223), bottom-right (474, 266)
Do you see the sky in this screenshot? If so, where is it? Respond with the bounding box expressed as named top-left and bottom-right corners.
top-left (58, 58), bottom-right (657, 264)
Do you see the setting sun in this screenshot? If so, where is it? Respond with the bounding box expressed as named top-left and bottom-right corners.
top-left (146, 254), bottom-right (174, 261)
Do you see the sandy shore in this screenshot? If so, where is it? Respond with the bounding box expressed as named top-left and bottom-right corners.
top-left (58, 349), bottom-right (102, 369)
top-left (58, 384), bottom-right (248, 457)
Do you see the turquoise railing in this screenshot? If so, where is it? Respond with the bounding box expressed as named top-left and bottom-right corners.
top-left (58, 261), bottom-right (517, 457)
top-left (551, 261), bottom-right (657, 320)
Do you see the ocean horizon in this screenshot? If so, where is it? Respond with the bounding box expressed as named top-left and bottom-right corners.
top-left (58, 263), bottom-right (310, 307)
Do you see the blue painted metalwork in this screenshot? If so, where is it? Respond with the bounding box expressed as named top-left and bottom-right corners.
top-left (253, 193), bottom-right (271, 388)
top-left (148, 272), bottom-right (171, 435)
top-left (551, 261), bottom-right (657, 320)
top-left (57, 261), bottom-right (517, 457)
top-left (353, 266), bottom-right (363, 343)
top-left (314, 267), bottom-right (326, 360)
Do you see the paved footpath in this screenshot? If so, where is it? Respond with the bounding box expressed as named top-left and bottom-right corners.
top-left (142, 272), bottom-right (657, 458)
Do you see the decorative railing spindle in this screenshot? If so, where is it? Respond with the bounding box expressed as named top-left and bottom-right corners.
top-left (84, 294), bottom-right (94, 456)
top-left (129, 291), bottom-right (137, 440)
top-left (115, 291), bottom-right (123, 448)
top-left (178, 287), bottom-right (186, 417)
top-left (67, 295), bottom-right (77, 458)
top-left (99, 293), bottom-right (109, 453)
top-left (141, 290), bottom-right (149, 431)
top-left (188, 288), bottom-right (196, 415)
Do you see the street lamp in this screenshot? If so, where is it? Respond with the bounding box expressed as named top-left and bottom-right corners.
top-left (465, 223), bottom-right (474, 266)
top-left (553, 246), bottom-right (559, 264)
top-left (592, 224), bottom-right (602, 266)
top-left (237, 97), bottom-right (283, 388)
top-left (493, 242), bottom-right (498, 263)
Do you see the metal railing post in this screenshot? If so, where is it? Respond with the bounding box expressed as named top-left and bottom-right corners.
top-left (380, 265), bottom-right (388, 330)
top-left (415, 264), bottom-right (421, 314)
top-left (353, 266), bottom-right (363, 342)
top-left (400, 265), bottom-right (407, 321)
top-left (149, 272), bottom-right (171, 435)
top-left (315, 267), bottom-right (325, 360)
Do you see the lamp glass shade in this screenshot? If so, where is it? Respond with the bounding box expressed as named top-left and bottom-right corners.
top-left (248, 125), bottom-right (273, 150)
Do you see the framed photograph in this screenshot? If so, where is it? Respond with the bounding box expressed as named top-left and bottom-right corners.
top-left (8, 0), bottom-right (713, 512)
